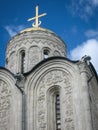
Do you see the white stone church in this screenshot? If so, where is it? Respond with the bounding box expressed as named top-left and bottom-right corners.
top-left (0, 5), bottom-right (98, 130)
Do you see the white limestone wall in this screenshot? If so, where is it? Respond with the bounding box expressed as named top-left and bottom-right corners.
top-left (25, 58), bottom-right (94, 130)
top-left (0, 69), bottom-right (22, 130)
top-left (87, 68), bottom-right (98, 130)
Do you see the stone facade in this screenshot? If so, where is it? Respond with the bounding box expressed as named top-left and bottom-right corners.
top-left (0, 28), bottom-right (98, 130)
top-left (0, 69), bottom-right (22, 130)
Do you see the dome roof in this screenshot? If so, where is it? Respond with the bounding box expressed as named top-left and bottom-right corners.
top-left (20, 27), bottom-right (54, 34)
top-left (20, 27), bottom-right (65, 44)
top-left (7, 27), bottom-right (66, 48)
top-left (6, 27), bottom-right (67, 74)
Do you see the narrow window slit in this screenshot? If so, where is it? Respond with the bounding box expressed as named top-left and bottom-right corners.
top-left (56, 94), bottom-right (61, 130)
top-left (43, 49), bottom-right (49, 59)
top-left (21, 51), bottom-right (25, 73)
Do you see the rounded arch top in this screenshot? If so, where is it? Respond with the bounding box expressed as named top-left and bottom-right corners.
top-left (25, 58), bottom-right (78, 92)
top-left (25, 58), bottom-right (77, 130)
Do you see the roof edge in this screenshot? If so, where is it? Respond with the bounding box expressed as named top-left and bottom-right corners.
top-left (24, 56), bottom-right (79, 76)
top-left (0, 66), bottom-right (15, 77)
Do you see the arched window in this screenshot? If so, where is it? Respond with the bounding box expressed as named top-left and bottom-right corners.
top-left (47, 86), bottom-right (61, 130)
top-left (43, 49), bottom-right (50, 59)
top-left (20, 50), bottom-right (25, 73)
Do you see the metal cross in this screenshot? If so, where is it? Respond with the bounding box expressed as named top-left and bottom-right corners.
top-left (28, 5), bottom-right (47, 28)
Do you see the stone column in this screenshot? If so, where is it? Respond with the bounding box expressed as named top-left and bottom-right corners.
top-left (79, 63), bottom-right (92, 130)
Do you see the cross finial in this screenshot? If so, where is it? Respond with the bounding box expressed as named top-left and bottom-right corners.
top-left (28, 5), bottom-right (47, 28)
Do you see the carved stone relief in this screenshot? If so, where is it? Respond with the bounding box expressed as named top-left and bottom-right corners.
top-left (29, 46), bottom-right (40, 70)
top-left (0, 80), bottom-right (12, 130)
top-left (36, 70), bottom-right (74, 130)
top-left (53, 50), bottom-right (61, 56)
top-left (37, 80), bottom-right (46, 130)
top-left (63, 85), bottom-right (74, 130)
top-left (45, 71), bottom-right (63, 86)
top-left (9, 52), bottom-right (15, 73)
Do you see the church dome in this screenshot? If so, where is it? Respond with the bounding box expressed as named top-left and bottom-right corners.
top-left (6, 27), bottom-right (66, 74)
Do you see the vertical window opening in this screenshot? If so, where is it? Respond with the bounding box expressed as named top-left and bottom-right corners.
top-left (48, 87), bottom-right (61, 130)
top-left (21, 51), bottom-right (25, 73)
top-left (56, 94), bottom-right (61, 130)
top-left (43, 49), bottom-right (49, 59)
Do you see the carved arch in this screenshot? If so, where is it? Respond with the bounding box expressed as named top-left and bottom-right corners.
top-left (18, 47), bottom-right (26, 73)
top-left (42, 47), bottom-right (51, 59)
top-left (47, 85), bottom-right (61, 130)
top-left (26, 59), bottom-right (77, 130)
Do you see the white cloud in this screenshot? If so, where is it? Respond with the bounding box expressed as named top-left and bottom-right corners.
top-left (5, 26), bottom-right (17, 37)
top-left (5, 25), bottom-right (25, 37)
top-left (69, 39), bottom-right (98, 73)
top-left (85, 29), bottom-right (98, 39)
top-left (92, 0), bottom-right (98, 6)
top-left (66, 0), bottom-right (98, 20)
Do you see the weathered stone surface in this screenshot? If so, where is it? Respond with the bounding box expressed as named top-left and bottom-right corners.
top-left (25, 59), bottom-right (78, 130)
top-left (6, 29), bottom-right (66, 74)
top-left (0, 69), bottom-right (22, 130)
top-left (2, 28), bottom-right (98, 130)
top-left (88, 74), bottom-right (98, 130)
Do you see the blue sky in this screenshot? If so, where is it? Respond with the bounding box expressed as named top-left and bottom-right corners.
top-left (0, 0), bottom-right (98, 73)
